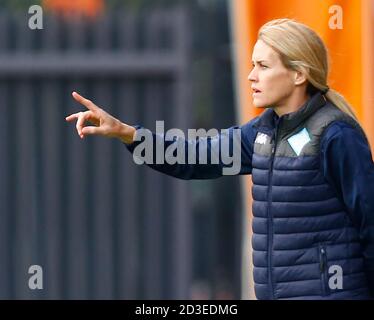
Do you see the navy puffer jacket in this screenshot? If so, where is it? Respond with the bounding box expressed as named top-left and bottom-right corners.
top-left (126, 92), bottom-right (374, 300)
top-left (251, 93), bottom-right (371, 299)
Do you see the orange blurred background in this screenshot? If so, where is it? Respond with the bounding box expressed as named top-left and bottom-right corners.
top-left (230, 0), bottom-right (374, 147)
top-left (230, 0), bottom-right (374, 299)
top-left (43, 0), bottom-right (104, 17)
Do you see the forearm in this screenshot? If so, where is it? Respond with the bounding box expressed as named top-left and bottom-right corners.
top-left (124, 126), bottom-right (231, 180)
top-left (117, 122), bottom-right (137, 145)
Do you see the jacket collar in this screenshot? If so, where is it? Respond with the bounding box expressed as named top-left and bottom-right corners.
top-left (253, 91), bottom-right (327, 136)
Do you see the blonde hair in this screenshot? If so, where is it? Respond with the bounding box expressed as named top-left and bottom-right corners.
top-left (258, 18), bottom-right (358, 121)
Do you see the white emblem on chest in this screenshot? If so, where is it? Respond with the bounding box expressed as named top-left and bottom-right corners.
top-left (255, 132), bottom-right (269, 145)
top-left (287, 128), bottom-right (311, 156)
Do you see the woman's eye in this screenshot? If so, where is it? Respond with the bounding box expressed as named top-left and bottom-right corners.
top-left (251, 63), bottom-right (267, 69)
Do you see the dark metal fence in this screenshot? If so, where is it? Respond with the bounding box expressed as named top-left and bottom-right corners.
top-left (0, 6), bottom-right (193, 299)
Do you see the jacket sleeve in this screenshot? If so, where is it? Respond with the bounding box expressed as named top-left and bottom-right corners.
top-left (123, 120), bottom-right (257, 180)
top-left (321, 121), bottom-right (374, 295)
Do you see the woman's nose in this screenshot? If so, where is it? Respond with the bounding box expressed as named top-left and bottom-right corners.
top-left (248, 68), bottom-right (257, 82)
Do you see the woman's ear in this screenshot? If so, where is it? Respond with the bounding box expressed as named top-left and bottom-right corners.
top-left (294, 69), bottom-right (307, 86)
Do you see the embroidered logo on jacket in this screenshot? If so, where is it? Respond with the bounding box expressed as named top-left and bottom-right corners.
top-left (255, 132), bottom-right (269, 145)
top-left (287, 128), bottom-right (311, 155)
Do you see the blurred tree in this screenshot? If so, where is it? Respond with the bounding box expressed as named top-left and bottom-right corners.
top-left (0, 0), bottom-right (42, 10)
top-left (0, 0), bottom-right (226, 11)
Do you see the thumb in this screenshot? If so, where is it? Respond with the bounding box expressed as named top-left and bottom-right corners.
top-left (81, 126), bottom-right (105, 136)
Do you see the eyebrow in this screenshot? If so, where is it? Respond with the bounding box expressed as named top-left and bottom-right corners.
top-left (252, 60), bottom-right (269, 64)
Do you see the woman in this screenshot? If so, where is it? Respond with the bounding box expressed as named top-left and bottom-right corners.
top-left (66, 19), bottom-right (374, 300)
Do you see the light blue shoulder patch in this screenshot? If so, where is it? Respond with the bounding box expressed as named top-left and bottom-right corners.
top-left (287, 128), bottom-right (311, 156)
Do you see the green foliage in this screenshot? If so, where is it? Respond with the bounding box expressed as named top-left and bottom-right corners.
top-left (0, 0), bottom-right (42, 11)
top-left (0, 0), bottom-right (225, 12)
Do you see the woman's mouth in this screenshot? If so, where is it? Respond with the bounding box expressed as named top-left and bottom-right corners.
top-left (252, 87), bottom-right (262, 94)
top-left (252, 89), bottom-right (262, 96)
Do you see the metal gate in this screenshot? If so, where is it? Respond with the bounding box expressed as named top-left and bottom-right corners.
top-left (0, 6), bottom-right (193, 299)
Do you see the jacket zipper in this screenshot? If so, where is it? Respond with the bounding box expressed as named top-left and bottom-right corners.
top-left (267, 120), bottom-right (280, 299)
top-left (319, 244), bottom-right (328, 296)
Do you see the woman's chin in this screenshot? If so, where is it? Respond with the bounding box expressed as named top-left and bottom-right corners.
top-left (252, 99), bottom-right (267, 108)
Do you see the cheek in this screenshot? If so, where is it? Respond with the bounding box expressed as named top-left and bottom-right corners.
top-left (253, 71), bottom-right (293, 106)
top-left (262, 71), bottom-right (294, 96)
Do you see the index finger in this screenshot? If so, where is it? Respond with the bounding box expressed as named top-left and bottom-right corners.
top-left (72, 91), bottom-right (99, 112)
